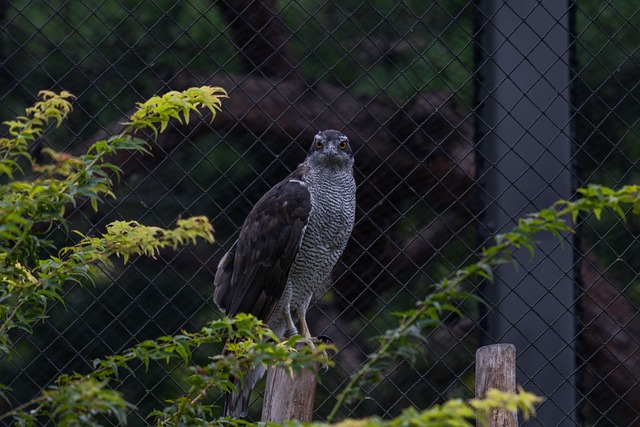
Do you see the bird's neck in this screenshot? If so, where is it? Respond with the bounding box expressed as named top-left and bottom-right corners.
top-left (305, 158), bottom-right (354, 176)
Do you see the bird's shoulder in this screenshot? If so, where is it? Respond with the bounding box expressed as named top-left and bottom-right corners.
top-left (244, 164), bottom-right (311, 224)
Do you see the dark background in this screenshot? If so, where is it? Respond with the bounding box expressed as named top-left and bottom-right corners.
top-left (1, 1), bottom-right (639, 425)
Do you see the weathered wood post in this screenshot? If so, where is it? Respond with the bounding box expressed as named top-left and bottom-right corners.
top-left (476, 344), bottom-right (517, 427)
top-left (261, 348), bottom-right (319, 422)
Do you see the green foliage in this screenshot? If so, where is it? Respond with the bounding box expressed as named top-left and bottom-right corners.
top-left (0, 88), bottom-right (225, 355)
top-left (0, 89), bottom-right (543, 426)
top-left (0, 88), bottom-right (225, 424)
top-left (12, 378), bottom-right (131, 427)
top-left (19, 88), bottom-right (638, 425)
top-left (285, 389), bottom-right (541, 427)
top-left (126, 87), bottom-right (226, 136)
top-left (148, 317), bottom-right (333, 426)
top-left (1, 314), bottom-right (330, 426)
top-left (0, 90), bottom-right (74, 179)
top-left (73, 217), bottom-right (215, 264)
top-left (327, 183), bottom-right (640, 422)
top-left (5, 88), bottom-right (640, 427)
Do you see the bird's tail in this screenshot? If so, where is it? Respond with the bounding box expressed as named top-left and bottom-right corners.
top-left (223, 364), bottom-right (266, 418)
top-left (222, 322), bottom-right (285, 418)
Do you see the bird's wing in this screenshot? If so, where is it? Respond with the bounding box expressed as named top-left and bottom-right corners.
top-left (213, 171), bottom-right (311, 322)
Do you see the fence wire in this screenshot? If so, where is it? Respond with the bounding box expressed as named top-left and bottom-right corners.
top-left (1, 1), bottom-right (639, 425)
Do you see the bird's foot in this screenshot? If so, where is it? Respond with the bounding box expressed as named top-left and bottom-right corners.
top-left (316, 334), bottom-right (333, 345)
top-left (296, 336), bottom-right (332, 374)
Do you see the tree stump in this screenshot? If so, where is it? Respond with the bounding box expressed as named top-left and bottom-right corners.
top-left (261, 348), bottom-right (318, 422)
top-left (475, 344), bottom-right (517, 427)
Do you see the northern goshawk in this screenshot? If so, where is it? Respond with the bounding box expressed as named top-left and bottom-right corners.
top-left (213, 129), bottom-right (356, 417)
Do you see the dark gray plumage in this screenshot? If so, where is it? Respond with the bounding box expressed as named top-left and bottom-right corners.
top-left (214, 129), bottom-right (356, 417)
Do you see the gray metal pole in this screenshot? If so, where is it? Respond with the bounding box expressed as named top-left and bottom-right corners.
top-left (476, 1), bottom-right (576, 425)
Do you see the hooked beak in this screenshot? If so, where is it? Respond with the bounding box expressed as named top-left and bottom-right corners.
top-left (324, 144), bottom-right (338, 157)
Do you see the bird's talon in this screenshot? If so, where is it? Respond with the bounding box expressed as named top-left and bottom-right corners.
top-left (316, 334), bottom-right (333, 345)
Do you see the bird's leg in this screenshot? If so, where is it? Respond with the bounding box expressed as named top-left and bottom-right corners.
top-left (297, 311), bottom-right (316, 350)
top-left (297, 294), bottom-right (314, 343)
top-left (298, 312), bottom-right (313, 341)
top-left (284, 305), bottom-right (298, 337)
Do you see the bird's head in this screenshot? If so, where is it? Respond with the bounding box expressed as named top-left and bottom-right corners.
top-left (306, 130), bottom-right (354, 170)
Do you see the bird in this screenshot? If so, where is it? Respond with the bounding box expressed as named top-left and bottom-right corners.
top-left (213, 129), bottom-right (356, 418)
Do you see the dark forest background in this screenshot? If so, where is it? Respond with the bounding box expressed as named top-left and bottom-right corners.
top-left (1, 1), bottom-right (640, 425)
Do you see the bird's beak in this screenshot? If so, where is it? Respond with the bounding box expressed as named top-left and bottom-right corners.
top-left (325, 144), bottom-right (338, 157)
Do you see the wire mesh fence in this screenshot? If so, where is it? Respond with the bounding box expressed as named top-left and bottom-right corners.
top-left (1, 0), bottom-right (639, 425)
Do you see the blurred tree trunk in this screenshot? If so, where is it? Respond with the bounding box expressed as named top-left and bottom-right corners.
top-left (216, 0), bottom-right (301, 80)
top-left (579, 245), bottom-right (640, 423)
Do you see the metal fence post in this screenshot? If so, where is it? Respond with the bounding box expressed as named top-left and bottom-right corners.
top-left (476, 1), bottom-right (576, 425)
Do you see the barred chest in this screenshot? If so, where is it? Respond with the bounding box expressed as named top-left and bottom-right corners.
top-left (289, 167), bottom-right (356, 295)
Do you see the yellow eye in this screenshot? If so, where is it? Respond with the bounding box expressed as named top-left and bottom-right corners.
top-left (315, 140), bottom-right (323, 149)
top-left (339, 141), bottom-right (347, 150)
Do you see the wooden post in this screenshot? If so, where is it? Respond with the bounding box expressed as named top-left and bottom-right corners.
top-left (475, 344), bottom-right (517, 427)
top-left (261, 356), bottom-right (318, 422)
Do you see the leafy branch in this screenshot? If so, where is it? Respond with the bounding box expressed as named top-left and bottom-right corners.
top-left (1, 88), bottom-right (226, 358)
top-left (0, 217), bottom-right (214, 352)
top-left (285, 389), bottom-right (541, 427)
top-left (0, 90), bottom-right (75, 178)
top-left (149, 319), bottom-right (332, 426)
top-left (5, 87), bottom-right (604, 425)
top-left (0, 314), bottom-right (331, 426)
top-left (327, 184), bottom-right (640, 421)
top-left (0, 87), bottom-right (229, 426)
top-left (1, 88), bottom-right (333, 427)
top-left (126, 86), bottom-right (227, 136)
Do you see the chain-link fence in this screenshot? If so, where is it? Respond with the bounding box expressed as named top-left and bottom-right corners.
top-left (1, 0), bottom-right (639, 425)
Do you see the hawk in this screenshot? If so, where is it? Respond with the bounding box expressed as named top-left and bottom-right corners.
top-left (214, 129), bottom-right (356, 417)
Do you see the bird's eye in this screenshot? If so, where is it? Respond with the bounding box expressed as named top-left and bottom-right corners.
top-left (338, 141), bottom-right (347, 150)
top-left (315, 140), bottom-right (323, 149)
